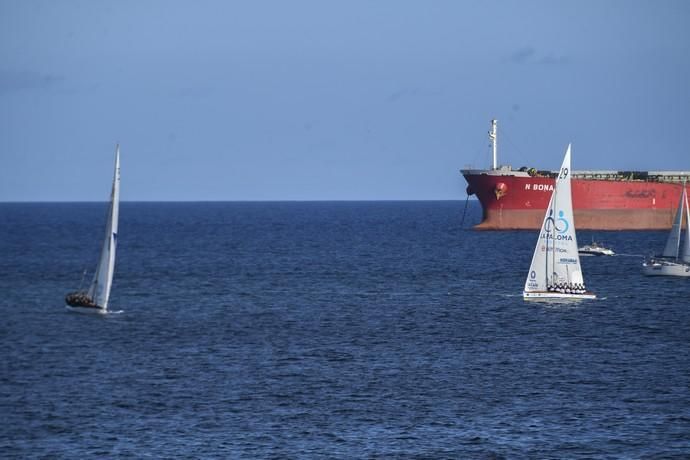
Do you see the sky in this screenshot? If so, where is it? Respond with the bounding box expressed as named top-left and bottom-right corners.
top-left (1, 0), bottom-right (689, 201)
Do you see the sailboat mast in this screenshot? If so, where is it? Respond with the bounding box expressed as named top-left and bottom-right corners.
top-left (544, 200), bottom-right (552, 288)
top-left (546, 184), bottom-right (559, 287)
top-left (675, 187), bottom-right (684, 261)
top-left (552, 187), bottom-right (557, 283)
top-left (676, 184), bottom-right (690, 262)
top-left (680, 186), bottom-right (688, 261)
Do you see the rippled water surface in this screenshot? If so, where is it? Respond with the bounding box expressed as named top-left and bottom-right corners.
top-left (1, 202), bottom-right (689, 458)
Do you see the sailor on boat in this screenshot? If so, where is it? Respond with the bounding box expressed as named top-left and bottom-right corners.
top-left (65, 291), bottom-right (100, 309)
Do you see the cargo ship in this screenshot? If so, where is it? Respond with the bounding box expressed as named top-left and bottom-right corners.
top-left (461, 120), bottom-right (690, 230)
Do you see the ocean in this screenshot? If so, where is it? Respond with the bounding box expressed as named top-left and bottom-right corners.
top-left (1, 201), bottom-right (689, 458)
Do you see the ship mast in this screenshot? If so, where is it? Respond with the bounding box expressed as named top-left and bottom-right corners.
top-left (489, 119), bottom-right (498, 170)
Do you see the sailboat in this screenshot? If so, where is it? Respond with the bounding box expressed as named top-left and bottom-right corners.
top-left (65, 145), bottom-right (121, 313)
top-left (523, 144), bottom-right (596, 300)
top-left (642, 185), bottom-right (690, 277)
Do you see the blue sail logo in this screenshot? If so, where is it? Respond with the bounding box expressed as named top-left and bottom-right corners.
top-left (543, 210), bottom-right (572, 240)
top-left (555, 210), bottom-right (569, 233)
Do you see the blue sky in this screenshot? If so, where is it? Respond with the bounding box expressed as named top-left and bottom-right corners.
top-left (1, 0), bottom-right (689, 201)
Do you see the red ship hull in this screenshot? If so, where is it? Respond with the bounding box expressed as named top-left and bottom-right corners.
top-left (463, 172), bottom-right (688, 230)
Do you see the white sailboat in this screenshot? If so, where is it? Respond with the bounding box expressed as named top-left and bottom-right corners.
top-left (642, 185), bottom-right (690, 277)
top-left (66, 145), bottom-right (121, 312)
top-left (523, 144), bottom-right (596, 300)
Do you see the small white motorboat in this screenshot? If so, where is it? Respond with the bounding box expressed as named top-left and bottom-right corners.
top-left (578, 241), bottom-right (615, 256)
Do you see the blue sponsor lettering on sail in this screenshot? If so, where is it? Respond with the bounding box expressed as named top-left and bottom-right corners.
top-left (559, 257), bottom-right (578, 264)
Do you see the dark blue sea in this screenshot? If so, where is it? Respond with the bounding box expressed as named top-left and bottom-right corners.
top-left (1, 201), bottom-right (689, 458)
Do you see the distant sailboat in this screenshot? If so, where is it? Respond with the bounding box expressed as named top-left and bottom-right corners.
top-left (642, 184), bottom-right (690, 277)
top-left (66, 145), bottom-right (121, 312)
top-left (523, 144), bottom-right (596, 300)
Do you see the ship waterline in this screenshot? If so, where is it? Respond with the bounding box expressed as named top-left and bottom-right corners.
top-left (477, 207), bottom-right (679, 230)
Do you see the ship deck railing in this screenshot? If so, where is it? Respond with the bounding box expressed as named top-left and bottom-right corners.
top-left (461, 167), bottom-right (690, 183)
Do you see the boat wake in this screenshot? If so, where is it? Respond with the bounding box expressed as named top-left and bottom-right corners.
top-left (65, 306), bottom-right (124, 315)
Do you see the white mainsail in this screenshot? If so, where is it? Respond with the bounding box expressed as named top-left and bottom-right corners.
top-left (524, 144), bottom-right (590, 297)
top-left (662, 186), bottom-right (685, 259)
top-left (681, 187), bottom-right (690, 263)
top-left (641, 185), bottom-right (690, 277)
top-left (86, 145), bottom-right (120, 309)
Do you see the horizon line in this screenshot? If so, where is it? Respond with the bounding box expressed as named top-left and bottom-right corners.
top-left (0, 198), bottom-right (477, 204)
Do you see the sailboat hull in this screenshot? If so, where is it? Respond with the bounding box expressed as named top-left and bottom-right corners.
top-left (523, 291), bottom-right (597, 300)
top-left (65, 305), bottom-right (108, 314)
top-left (642, 261), bottom-right (690, 277)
